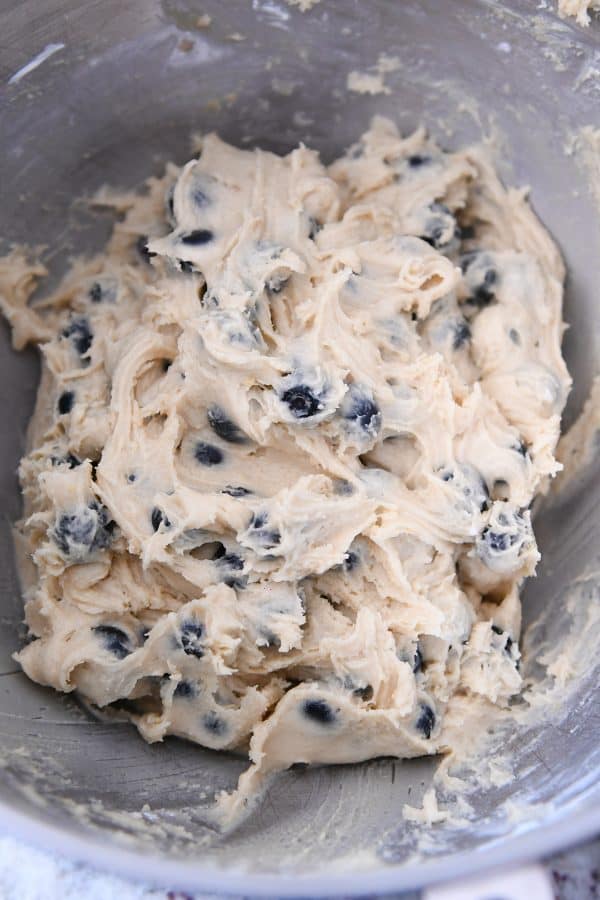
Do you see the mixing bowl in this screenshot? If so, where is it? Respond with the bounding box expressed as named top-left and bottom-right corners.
top-left (1, 0), bottom-right (599, 894)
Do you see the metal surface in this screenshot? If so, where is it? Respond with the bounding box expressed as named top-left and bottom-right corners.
top-left (0, 0), bottom-right (599, 894)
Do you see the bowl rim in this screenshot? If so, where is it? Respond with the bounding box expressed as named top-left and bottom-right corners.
top-left (0, 796), bottom-right (599, 894)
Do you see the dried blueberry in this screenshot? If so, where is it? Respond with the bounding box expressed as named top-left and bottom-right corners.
top-left (136, 235), bottom-right (156, 262)
top-left (92, 624), bottom-right (132, 660)
top-left (193, 188), bottom-right (210, 207)
top-left (514, 440), bottom-right (528, 458)
top-left (215, 552), bottom-right (247, 589)
top-left (180, 620), bottom-right (204, 658)
top-left (63, 318), bottom-right (93, 357)
top-left (308, 217), bottom-right (322, 240)
top-left (248, 512), bottom-right (281, 550)
top-left (58, 391), bottom-right (75, 414)
top-left (194, 442), bottom-right (224, 466)
top-left (302, 698), bottom-right (337, 725)
top-left (53, 502), bottom-right (115, 558)
top-left (174, 679), bottom-right (196, 699)
top-left (166, 186), bottom-right (176, 224)
top-left (281, 384), bottom-right (322, 419)
top-left (461, 252), bottom-right (498, 308)
top-left (207, 405), bottom-right (248, 444)
top-left (353, 684), bottom-right (374, 701)
top-left (459, 223), bottom-right (476, 240)
top-left (419, 203), bottom-right (459, 251)
top-left (341, 385), bottom-right (381, 436)
top-left (416, 703), bottom-right (435, 739)
top-left (203, 710), bottom-right (227, 736)
top-left (343, 550), bottom-right (360, 572)
top-left (408, 154), bottom-right (432, 167)
top-left (492, 624), bottom-right (514, 654)
top-left (89, 282), bottom-right (103, 303)
top-left (452, 320), bottom-right (471, 350)
top-left (221, 485), bottom-right (252, 498)
top-left (180, 229), bottom-right (214, 246)
top-left (151, 507), bottom-right (170, 532)
top-left (265, 272), bottom-right (290, 294)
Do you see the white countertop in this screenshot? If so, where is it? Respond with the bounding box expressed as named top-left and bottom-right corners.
top-left (0, 833), bottom-right (598, 899)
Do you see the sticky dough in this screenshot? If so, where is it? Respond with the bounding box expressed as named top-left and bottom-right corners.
top-left (557, 0), bottom-right (600, 26)
top-left (0, 116), bottom-right (571, 824)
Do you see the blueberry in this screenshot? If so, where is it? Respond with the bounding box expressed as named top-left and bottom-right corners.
top-left (63, 318), bottom-right (93, 357)
top-left (248, 512), bottom-right (281, 550)
top-left (343, 550), bottom-right (360, 572)
top-left (281, 384), bottom-right (322, 419)
top-left (221, 485), bottom-right (252, 498)
top-left (342, 385), bottom-right (381, 436)
top-left (461, 252), bottom-right (498, 308)
top-left (180, 620), bottom-right (204, 658)
top-left (452, 320), bottom-right (471, 350)
top-left (180, 229), bottom-right (214, 246)
top-left (207, 405), bottom-right (248, 444)
top-left (64, 453), bottom-right (81, 469)
top-left (353, 684), bottom-right (373, 701)
top-left (89, 282), bottom-right (103, 303)
top-left (485, 530), bottom-right (518, 552)
top-left (308, 217), bottom-right (322, 240)
top-left (219, 553), bottom-right (244, 570)
top-left (302, 698), bottom-right (337, 725)
top-left (413, 647), bottom-right (423, 674)
top-left (514, 440), bottom-right (528, 458)
top-left (492, 624), bottom-right (514, 654)
top-left (459, 224), bottom-right (476, 240)
top-left (265, 272), bottom-right (289, 294)
top-left (151, 507), bottom-right (170, 532)
top-left (203, 710), bottom-right (227, 736)
top-left (58, 391), bottom-right (75, 414)
top-left (215, 552), bottom-right (247, 589)
top-left (416, 703), bottom-right (435, 739)
top-left (419, 203), bottom-right (459, 251)
top-left (174, 679), bottom-right (196, 699)
top-left (53, 502), bottom-right (115, 557)
top-left (408, 154), bottom-right (432, 167)
top-left (136, 235), bottom-right (156, 262)
top-left (194, 442), bottom-right (224, 466)
top-left (166, 187), bottom-right (176, 224)
top-left (509, 328), bottom-right (521, 345)
top-left (193, 188), bottom-right (210, 207)
top-left (127, 472), bottom-right (137, 483)
top-left (178, 259), bottom-right (197, 274)
top-left (92, 624), bottom-right (132, 660)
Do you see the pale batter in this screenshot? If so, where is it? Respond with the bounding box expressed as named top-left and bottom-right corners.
top-left (0, 117), bottom-right (571, 824)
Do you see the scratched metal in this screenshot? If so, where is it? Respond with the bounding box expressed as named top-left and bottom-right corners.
top-left (0, 0), bottom-right (599, 895)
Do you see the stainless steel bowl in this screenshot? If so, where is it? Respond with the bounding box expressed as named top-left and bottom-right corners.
top-left (1, 1), bottom-right (599, 894)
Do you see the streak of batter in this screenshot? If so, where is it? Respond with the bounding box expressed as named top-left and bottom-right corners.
top-left (0, 116), bottom-right (571, 825)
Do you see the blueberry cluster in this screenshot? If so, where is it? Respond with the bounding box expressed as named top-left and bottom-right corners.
top-left (53, 501), bottom-right (115, 560)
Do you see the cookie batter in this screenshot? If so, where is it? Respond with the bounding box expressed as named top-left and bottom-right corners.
top-left (558, 0), bottom-right (600, 26)
top-left (0, 117), bottom-right (571, 824)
